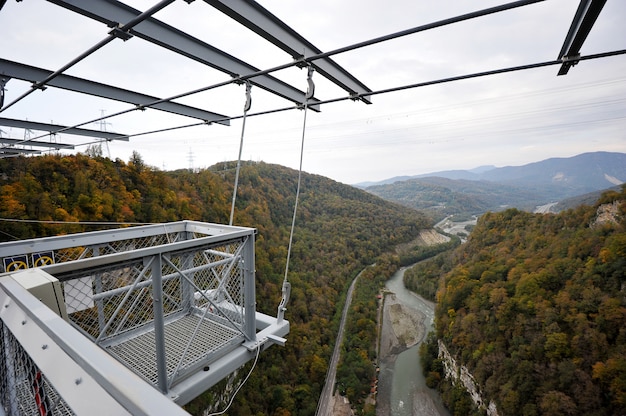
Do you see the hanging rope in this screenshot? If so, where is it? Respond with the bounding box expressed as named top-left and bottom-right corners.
top-left (278, 66), bottom-right (315, 322)
top-left (229, 81), bottom-right (252, 226)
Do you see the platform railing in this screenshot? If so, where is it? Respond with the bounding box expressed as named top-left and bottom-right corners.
top-left (0, 221), bottom-right (289, 410)
top-left (0, 274), bottom-right (191, 416)
top-left (56, 234), bottom-right (255, 392)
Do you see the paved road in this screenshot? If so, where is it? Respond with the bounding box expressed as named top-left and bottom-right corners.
top-left (315, 271), bottom-right (361, 416)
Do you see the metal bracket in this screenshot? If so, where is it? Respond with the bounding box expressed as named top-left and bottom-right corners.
top-left (31, 81), bottom-right (46, 91)
top-left (305, 66), bottom-right (315, 100)
top-left (0, 77), bottom-right (8, 108)
top-left (243, 81), bottom-right (252, 112)
top-left (276, 281), bottom-right (291, 323)
top-left (561, 53), bottom-right (581, 65)
top-left (108, 24), bottom-right (134, 41)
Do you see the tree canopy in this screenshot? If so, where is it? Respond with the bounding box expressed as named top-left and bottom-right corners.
top-left (0, 154), bottom-right (429, 415)
top-left (434, 186), bottom-right (626, 416)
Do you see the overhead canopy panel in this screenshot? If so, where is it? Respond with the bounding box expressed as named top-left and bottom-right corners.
top-left (557, 0), bottom-right (608, 75)
top-left (203, 0), bottom-right (373, 104)
top-left (0, 58), bottom-right (230, 124)
top-left (47, 0), bottom-right (322, 111)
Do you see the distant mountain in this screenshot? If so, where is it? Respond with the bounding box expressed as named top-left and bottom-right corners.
top-left (364, 152), bottom-right (626, 217)
top-left (479, 152), bottom-right (626, 193)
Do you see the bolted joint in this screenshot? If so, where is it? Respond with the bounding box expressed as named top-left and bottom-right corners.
top-left (108, 24), bottom-right (134, 41)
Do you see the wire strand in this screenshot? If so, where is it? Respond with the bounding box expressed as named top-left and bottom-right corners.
top-left (206, 344), bottom-right (261, 416)
top-left (230, 83), bottom-right (252, 226)
top-left (283, 98), bottom-right (309, 285)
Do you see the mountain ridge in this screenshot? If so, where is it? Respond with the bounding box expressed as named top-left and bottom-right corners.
top-left (357, 151), bottom-right (625, 191)
top-left (363, 152), bottom-right (626, 217)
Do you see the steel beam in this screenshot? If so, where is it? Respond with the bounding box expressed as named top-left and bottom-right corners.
top-left (0, 58), bottom-right (229, 124)
top-left (0, 137), bottom-right (74, 149)
top-left (0, 148), bottom-right (41, 155)
top-left (557, 0), bottom-right (608, 75)
top-left (0, 117), bottom-right (129, 141)
top-left (46, 0), bottom-right (321, 110)
top-left (203, 0), bottom-right (373, 104)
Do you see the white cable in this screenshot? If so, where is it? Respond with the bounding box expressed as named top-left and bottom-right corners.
top-left (206, 344), bottom-right (261, 416)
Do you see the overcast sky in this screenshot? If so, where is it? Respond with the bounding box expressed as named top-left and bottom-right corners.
top-left (0, 0), bottom-right (625, 184)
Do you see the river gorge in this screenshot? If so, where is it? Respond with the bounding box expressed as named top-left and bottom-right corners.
top-left (376, 267), bottom-right (450, 416)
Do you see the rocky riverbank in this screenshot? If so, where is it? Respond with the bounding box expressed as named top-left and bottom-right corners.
top-left (380, 293), bottom-right (426, 358)
top-left (376, 293), bottom-right (428, 416)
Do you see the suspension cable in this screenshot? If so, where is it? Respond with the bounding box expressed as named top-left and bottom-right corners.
top-left (229, 81), bottom-right (252, 226)
top-left (277, 66), bottom-right (315, 322)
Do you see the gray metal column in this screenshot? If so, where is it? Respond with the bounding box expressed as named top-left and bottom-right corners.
top-left (242, 235), bottom-right (256, 341)
top-left (93, 246), bottom-right (106, 334)
top-left (180, 232), bottom-right (195, 314)
top-left (150, 254), bottom-right (168, 394)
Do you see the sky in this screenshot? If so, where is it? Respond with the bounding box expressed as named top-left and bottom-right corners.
top-left (0, 0), bottom-right (625, 185)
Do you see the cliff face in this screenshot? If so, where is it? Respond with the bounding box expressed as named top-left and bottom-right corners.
top-left (438, 340), bottom-right (499, 416)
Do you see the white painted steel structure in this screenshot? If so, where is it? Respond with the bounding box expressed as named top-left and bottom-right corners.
top-left (0, 221), bottom-right (289, 414)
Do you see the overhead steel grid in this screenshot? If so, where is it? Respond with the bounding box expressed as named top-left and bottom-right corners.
top-left (47, 0), bottom-right (322, 110)
top-left (203, 0), bottom-right (373, 104)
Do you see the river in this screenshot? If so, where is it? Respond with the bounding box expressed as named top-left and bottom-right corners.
top-left (378, 267), bottom-right (450, 416)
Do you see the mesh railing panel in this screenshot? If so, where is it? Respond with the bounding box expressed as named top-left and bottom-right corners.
top-left (63, 258), bottom-right (157, 341)
top-left (0, 321), bottom-right (76, 416)
top-left (53, 232), bottom-right (185, 264)
top-left (56, 237), bottom-right (249, 388)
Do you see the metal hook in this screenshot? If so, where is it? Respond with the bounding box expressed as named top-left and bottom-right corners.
top-left (243, 81), bottom-right (252, 112)
top-left (0, 77), bottom-right (8, 109)
top-left (305, 66), bottom-right (315, 100)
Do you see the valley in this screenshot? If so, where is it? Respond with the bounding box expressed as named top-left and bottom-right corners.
top-left (1, 152), bottom-right (624, 416)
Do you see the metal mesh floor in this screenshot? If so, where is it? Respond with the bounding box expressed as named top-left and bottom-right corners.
top-left (106, 314), bottom-right (243, 386)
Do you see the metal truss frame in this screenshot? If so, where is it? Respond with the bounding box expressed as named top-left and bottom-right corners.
top-left (46, 0), bottom-right (323, 111)
top-left (0, 0), bottom-right (618, 158)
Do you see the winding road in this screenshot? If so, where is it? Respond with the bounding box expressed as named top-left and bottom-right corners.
top-left (315, 270), bottom-right (361, 416)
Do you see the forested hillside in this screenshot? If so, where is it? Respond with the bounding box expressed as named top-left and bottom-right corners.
top-left (429, 186), bottom-right (626, 416)
top-left (0, 153), bottom-right (429, 415)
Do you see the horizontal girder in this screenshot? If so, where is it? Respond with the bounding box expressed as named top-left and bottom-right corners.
top-left (0, 117), bottom-right (129, 141)
top-left (0, 58), bottom-right (230, 124)
top-left (0, 136), bottom-right (74, 149)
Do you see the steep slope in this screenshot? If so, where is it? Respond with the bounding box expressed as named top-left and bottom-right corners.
top-left (433, 186), bottom-right (626, 416)
top-left (0, 154), bottom-right (428, 415)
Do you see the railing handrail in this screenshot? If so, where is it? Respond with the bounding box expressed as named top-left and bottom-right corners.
top-left (42, 229), bottom-right (253, 277)
top-left (0, 274), bottom-right (191, 416)
top-left (0, 220), bottom-right (255, 259)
